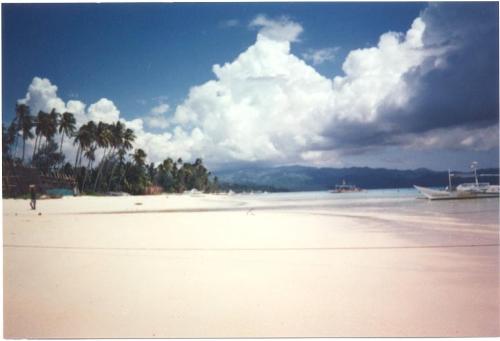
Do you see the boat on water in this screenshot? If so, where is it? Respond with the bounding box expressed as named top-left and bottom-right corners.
top-left (414, 162), bottom-right (499, 200)
top-left (331, 179), bottom-right (362, 193)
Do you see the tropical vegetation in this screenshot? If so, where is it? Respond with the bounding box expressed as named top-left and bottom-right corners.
top-left (3, 103), bottom-right (219, 195)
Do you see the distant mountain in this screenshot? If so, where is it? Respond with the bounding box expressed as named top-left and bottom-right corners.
top-left (214, 165), bottom-right (500, 191)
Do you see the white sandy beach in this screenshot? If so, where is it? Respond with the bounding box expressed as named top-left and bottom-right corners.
top-left (3, 192), bottom-right (499, 337)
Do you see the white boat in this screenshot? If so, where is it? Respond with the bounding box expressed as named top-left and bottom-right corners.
top-left (414, 162), bottom-right (499, 200)
top-left (330, 179), bottom-right (362, 193)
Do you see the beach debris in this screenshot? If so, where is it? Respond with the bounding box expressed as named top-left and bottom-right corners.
top-left (134, 202), bottom-right (143, 206)
top-left (38, 212), bottom-right (42, 216)
top-left (246, 208), bottom-right (255, 215)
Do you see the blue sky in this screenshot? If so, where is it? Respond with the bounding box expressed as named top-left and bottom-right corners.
top-left (3, 2), bottom-right (426, 120)
top-left (2, 2), bottom-right (498, 171)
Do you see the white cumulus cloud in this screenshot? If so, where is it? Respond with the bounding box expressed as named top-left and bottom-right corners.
top-left (145, 102), bottom-right (170, 129)
top-left (151, 102), bottom-right (169, 115)
top-left (18, 77), bottom-right (68, 116)
top-left (87, 98), bottom-right (120, 124)
top-left (302, 47), bottom-right (340, 65)
top-left (167, 15), bottom-right (441, 164)
top-left (329, 17), bottom-right (428, 123)
top-left (249, 14), bottom-right (303, 42)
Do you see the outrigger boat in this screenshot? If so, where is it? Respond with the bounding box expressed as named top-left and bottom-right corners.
top-left (331, 179), bottom-right (362, 193)
top-left (414, 162), bottom-right (499, 200)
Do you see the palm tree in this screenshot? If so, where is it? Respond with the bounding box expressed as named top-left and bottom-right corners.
top-left (81, 145), bottom-right (96, 192)
top-left (73, 125), bottom-right (86, 168)
top-left (48, 109), bottom-right (60, 146)
top-left (71, 121), bottom-right (96, 190)
top-left (163, 158), bottom-right (174, 171)
top-left (82, 121), bottom-right (97, 167)
top-left (93, 122), bottom-right (113, 191)
top-left (115, 128), bottom-right (136, 191)
top-left (32, 110), bottom-right (48, 162)
top-left (73, 121), bottom-right (96, 168)
top-left (133, 148), bottom-right (147, 167)
top-left (58, 111), bottom-right (76, 154)
top-left (112, 121), bottom-right (125, 150)
top-left (73, 127), bottom-right (84, 167)
top-left (19, 112), bottom-right (34, 163)
top-left (122, 128), bottom-right (136, 151)
top-left (13, 103), bottom-right (30, 159)
top-left (37, 109), bottom-right (59, 152)
top-left (102, 121), bottom-right (124, 182)
top-left (107, 123), bottom-right (136, 191)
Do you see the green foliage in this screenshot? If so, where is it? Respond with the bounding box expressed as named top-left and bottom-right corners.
top-left (3, 103), bottom-right (221, 196)
top-left (123, 162), bottom-right (150, 195)
top-left (32, 139), bottom-right (65, 173)
top-left (153, 157), bottom-right (218, 193)
top-left (59, 111), bottom-right (77, 153)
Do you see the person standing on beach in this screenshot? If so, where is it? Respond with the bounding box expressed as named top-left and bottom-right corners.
top-left (29, 185), bottom-right (36, 210)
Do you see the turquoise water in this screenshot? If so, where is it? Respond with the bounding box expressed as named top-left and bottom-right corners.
top-left (235, 188), bottom-right (499, 227)
top-left (46, 188), bottom-right (74, 197)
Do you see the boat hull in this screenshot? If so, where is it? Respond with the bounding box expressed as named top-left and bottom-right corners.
top-left (414, 185), bottom-right (499, 200)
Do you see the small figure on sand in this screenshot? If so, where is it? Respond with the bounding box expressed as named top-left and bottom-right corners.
top-left (29, 185), bottom-right (36, 210)
top-left (73, 182), bottom-right (79, 196)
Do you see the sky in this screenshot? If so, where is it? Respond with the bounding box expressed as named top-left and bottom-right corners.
top-left (2, 2), bottom-right (499, 171)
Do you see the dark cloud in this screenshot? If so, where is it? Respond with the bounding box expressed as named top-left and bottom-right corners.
top-left (390, 2), bottom-right (499, 133)
top-left (323, 2), bottom-right (499, 152)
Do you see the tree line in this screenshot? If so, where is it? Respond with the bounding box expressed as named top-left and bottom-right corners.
top-left (3, 103), bottom-right (219, 195)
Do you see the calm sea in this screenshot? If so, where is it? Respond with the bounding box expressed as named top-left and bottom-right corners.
top-left (233, 188), bottom-right (499, 227)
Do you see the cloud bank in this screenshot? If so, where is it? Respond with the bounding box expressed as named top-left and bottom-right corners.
top-left (17, 4), bottom-right (499, 167)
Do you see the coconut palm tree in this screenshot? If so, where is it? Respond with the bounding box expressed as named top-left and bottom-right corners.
top-left (106, 122), bottom-right (136, 191)
top-left (122, 128), bottom-right (136, 151)
top-left (19, 112), bottom-right (34, 163)
top-left (71, 121), bottom-right (96, 190)
top-left (13, 103), bottom-right (30, 159)
top-left (133, 148), bottom-right (147, 167)
top-left (73, 125), bottom-right (85, 168)
top-left (32, 110), bottom-right (48, 162)
top-left (103, 122), bottom-right (124, 176)
top-left (93, 122), bottom-right (113, 191)
top-left (115, 128), bottom-right (136, 191)
top-left (82, 121), bottom-right (97, 167)
top-left (37, 109), bottom-right (59, 153)
top-left (73, 127), bottom-right (84, 167)
top-left (47, 109), bottom-right (60, 145)
top-left (73, 121), bottom-right (96, 168)
top-left (58, 111), bottom-right (76, 154)
top-left (81, 145), bottom-right (96, 192)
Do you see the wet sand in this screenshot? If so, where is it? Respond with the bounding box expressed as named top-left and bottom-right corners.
top-left (3, 193), bottom-right (499, 337)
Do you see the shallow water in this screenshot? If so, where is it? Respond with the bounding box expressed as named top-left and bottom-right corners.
top-left (234, 188), bottom-right (499, 227)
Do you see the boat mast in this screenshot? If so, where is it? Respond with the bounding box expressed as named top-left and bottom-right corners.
top-left (471, 161), bottom-right (479, 185)
top-left (448, 169), bottom-right (452, 192)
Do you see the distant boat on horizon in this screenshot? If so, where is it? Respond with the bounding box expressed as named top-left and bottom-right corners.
top-left (330, 179), bottom-right (363, 193)
top-left (414, 162), bottom-right (500, 200)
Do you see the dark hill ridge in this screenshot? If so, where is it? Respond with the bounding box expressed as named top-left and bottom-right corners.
top-left (214, 165), bottom-right (500, 191)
